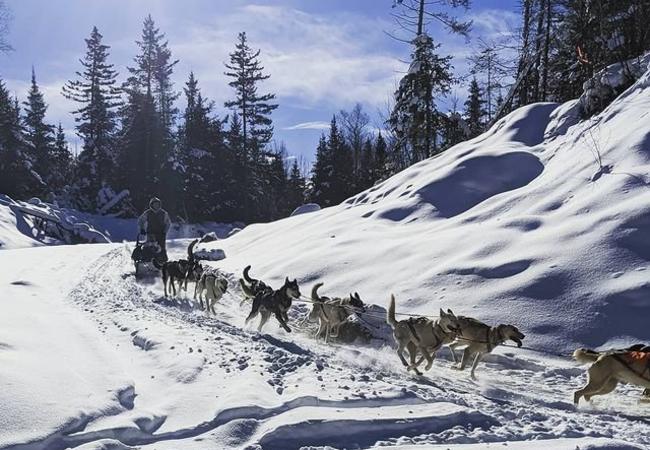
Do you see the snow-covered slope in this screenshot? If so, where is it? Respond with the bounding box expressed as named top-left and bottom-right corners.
top-left (213, 64), bottom-right (650, 353)
top-left (4, 60), bottom-right (650, 450)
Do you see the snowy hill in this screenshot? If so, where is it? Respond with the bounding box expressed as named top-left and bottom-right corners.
top-left (3, 63), bottom-right (650, 450)
top-left (212, 61), bottom-right (650, 354)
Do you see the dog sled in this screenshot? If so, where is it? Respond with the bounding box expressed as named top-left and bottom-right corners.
top-left (131, 233), bottom-right (165, 277)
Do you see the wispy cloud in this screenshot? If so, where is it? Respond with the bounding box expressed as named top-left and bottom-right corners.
top-left (283, 121), bottom-right (331, 131)
top-left (172, 4), bottom-right (404, 110)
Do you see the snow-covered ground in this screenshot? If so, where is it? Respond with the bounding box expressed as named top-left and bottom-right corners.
top-left (4, 61), bottom-right (650, 449)
top-left (2, 242), bottom-right (649, 449)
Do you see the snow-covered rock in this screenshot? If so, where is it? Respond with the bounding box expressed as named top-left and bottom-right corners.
top-left (580, 51), bottom-right (650, 116)
top-left (290, 203), bottom-right (321, 216)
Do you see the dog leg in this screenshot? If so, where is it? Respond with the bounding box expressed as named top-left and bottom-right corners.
top-left (246, 296), bottom-right (262, 324)
top-left (448, 342), bottom-right (459, 364)
top-left (418, 346), bottom-right (434, 371)
top-left (574, 362), bottom-right (611, 405)
top-left (396, 342), bottom-right (410, 368)
top-left (275, 311), bottom-right (292, 333)
top-left (454, 347), bottom-right (472, 371)
top-left (585, 378), bottom-right (618, 401)
top-left (470, 353), bottom-right (483, 380)
top-left (258, 310), bottom-right (271, 332)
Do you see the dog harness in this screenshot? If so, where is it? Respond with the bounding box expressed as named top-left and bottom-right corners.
top-left (407, 318), bottom-right (422, 342)
top-left (613, 351), bottom-right (650, 381)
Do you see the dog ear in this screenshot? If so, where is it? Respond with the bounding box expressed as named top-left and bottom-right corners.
top-left (355, 292), bottom-right (361, 300)
top-left (285, 277), bottom-right (289, 283)
top-left (439, 308), bottom-right (445, 317)
top-left (447, 308), bottom-right (456, 317)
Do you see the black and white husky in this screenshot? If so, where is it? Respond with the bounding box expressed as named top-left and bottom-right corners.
top-left (245, 277), bottom-right (301, 333)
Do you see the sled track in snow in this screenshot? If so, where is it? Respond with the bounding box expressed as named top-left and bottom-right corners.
top-left (10, 246), bottom-right (650, 450)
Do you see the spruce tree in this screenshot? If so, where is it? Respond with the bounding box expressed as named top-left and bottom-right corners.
top-left (328, 116), bottom-right (354, 204)
top-left (309, 134), bottom-right (333, 206)
top-left (464, 78), bottom-right (487, 138)
top-left (48, 124), bottom-right (71, 192)
top-left (224, 31), bottom-right (278, 222)
top-left (0, 79), bottom-right (39, 198)
top-left (62, 26), bottom-right (121, 208)
top-left (373, 132), bottom-right (388, 183)
top-left (286, 159), bottom-right (306, 211)
top-left (179, 72), bottom-right (230, 221)
top-left (23, 68), bottom-right (54, 193)
top-left (120, 15), bottom-right (178, 211)
top-left (224, 32), bottom-right (278, 155)
top-left (388, 33), bottom-right (453, 167)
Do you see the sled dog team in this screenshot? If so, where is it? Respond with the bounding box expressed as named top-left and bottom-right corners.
top-left (153, 241), bottom-right (650, 406)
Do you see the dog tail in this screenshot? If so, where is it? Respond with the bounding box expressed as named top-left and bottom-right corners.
top-left (573, 348), bottom-right (601, 364)
top-left (387, 294), bottom-right (398, 328)
top-left (187, 238), bottom-right (199, 262)
top-left (152, 259), bottom-right (164, 270)
top-left (243, 265), bottom-right (256, 284)
top-left (311, 282), bottom-right (325, 302)
top-left (239, 278), bottom-right (255, 298)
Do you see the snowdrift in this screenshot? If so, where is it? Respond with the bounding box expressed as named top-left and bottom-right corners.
top-left (0, 195), bottom-right (239, 249)
top-left (213, 62), bottom-right (650, 353)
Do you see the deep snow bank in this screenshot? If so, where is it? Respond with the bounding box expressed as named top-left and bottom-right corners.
top-left (212, 64), bottom-right (650, 353)
top-left (0, 195), bottom-right (239, 249)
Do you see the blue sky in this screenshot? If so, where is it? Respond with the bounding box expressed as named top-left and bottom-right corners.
top-left (0, 0), bottom-right (519, 165)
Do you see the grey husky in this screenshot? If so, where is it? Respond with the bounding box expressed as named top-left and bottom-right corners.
top-left (447, 312), bottom-right (525, 379)
top-left (194, 271), bottom-right (229, 314)
top-left (386, 295), bottom-right (459, 375)
top-left (309, 283), bottom-right (365, 343)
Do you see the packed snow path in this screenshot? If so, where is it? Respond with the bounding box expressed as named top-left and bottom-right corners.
top-left (1, 243), bottom-right (649, 449)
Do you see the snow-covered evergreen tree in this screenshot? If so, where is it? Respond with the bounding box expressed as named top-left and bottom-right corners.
top-left (119, 15), bottom-right (178, 211)
top-left (224, 31), bottom-right (278, 222)
top-left (0, 78), bottom-right (39, 198)
top-left (22, 68), bottom-right (54, 194)
top-left (178, 72), bottom-right (230, 221)
top-left (224, 31), bottom-right (278, 156)
top-left (464, 78), bottom-right (487, 138)
top-left (388, 32), bottom-right (453, 167)
top-left (62, 26), bottom-right (121, 209)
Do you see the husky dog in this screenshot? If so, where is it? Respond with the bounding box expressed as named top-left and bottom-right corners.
top-left (194, 271), bottom-right (229, 314)
top-left (182, 239), bottom-right (202, 292)
top-left (239, 265), bottom-right (272, 305)
top-left (153, 258), bottom-right (191, 297)
top-left (309, 283), bottom-right (365, 343)
top-left (386, 295), bottom-right (459, 375)
top-left (245, 278), bottom-right (301, 333)
top-left (573, 344), bottom-right (650, 405)
top-left (447, 313), bottom-right (525, 380)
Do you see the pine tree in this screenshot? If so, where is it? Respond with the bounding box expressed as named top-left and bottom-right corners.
top-left (224, 32), bottom-right (278, 156)
top-left (119, 15), bottom-right (179, 211)
top-left (357, 138), bottom-right (375, 191)
top-left (373, 132), bottom-right (388, 182)
top-left (47, 124), bottom-right (71, 192)
top-left (179, 72), bottom-right (230, 221)
top-left (62, 26), bottom-right (121, 208)
top-left (464, 78), bottom-right (487, 137)
top-left (224, 31), bottom-right (278, 222)
top-left (0, 78), bottom-right (39, 198)
top-left (388, 33), bottom-right (453, 167)
top-left (328, 116), bottom-right (355, 204)
top-left (286, 159), bottom-right (306, 211)
top-left (309, 134), bottom-right (333, 206)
